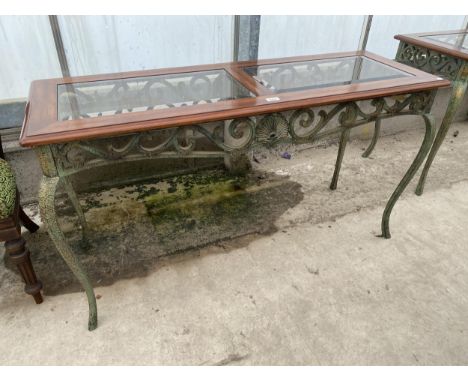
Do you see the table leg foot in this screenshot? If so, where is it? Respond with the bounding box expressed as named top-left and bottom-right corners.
top-left (330, 128), bottom-right (350, 190)
top-left (6, 237), bottom-right (43, 304)
top-left (380, 114), bottom-right (435, 239)
top-left (415, 80), bottom-right (468, 196)
top-left (362, 118), bottom-right (381, 158)
top-left (39, 176), bottom-right (98, 331)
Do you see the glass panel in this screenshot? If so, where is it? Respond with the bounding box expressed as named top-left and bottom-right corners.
top-left (244, 56), bottom-right (411, 93)
top-left (425, 33), bottom-right (468, 51)
top-left (57, 69), bottom-right (253, 121)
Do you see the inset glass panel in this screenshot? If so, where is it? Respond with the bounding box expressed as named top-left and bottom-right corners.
top-left (244, 56), bottom-right (412, 93)
top-left (425, 32), bottom-right (468, 51)
top-left (57, 69), bottom-right (254, 121)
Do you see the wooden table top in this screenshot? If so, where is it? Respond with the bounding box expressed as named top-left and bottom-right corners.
top-left (20, 50), bottom-right (449, 147)
top-left (395, 29), bottom-right (468, 61)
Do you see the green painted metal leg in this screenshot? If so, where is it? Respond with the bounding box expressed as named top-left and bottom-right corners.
top-left (362, 118), bottom-right (381, 158)
top-left (381, 114), bottom-right (435, 239)
top-left (330, 128), bottom-right (350, 190)
top-left (62, 175), bottom-right (89, 233)
top-left (415, 80), bottom-right (468, 195)
top-left (39, 176), bottom-right (97, 330)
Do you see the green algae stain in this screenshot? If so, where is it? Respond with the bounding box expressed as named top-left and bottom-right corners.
top-left (143, 171), bottom-right (253, 239)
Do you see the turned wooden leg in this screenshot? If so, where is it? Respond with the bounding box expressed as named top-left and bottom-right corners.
top-left (5, 237), bottom-right (43, 304)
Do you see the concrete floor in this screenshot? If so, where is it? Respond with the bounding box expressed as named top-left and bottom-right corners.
top-left (1, 121), bottom-right (468, 365)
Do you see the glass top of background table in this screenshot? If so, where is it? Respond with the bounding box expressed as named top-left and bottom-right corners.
top-left (425, 32), bottom-right (468, 51)
top-left (57, 55), bottom-right (411, 121)
top-left (395, 30), bottom-right (468, 61)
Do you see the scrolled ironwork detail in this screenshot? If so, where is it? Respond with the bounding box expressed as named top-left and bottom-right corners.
top-left (58, 70), bottom-right (253, 121)
top-left (255, 113), bottom-right (289, 145)
top-left (173, 126), bottom-right (197, 155)
top-left (224, 118), bottom-right (256, 150)
top-left (51, 91), bottom-right (433, 174)
top-left (289, 108), bottom-right (328, 140)
top-left (396, 42), bottom-right (463, 80)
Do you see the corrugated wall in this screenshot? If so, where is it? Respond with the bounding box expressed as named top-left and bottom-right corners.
top-left (0, 15), bottom-right (234, 100)
top-left (0, 16), bottom-right (61, 99)
top-left (0, 15), bottom-right (466, 100)
top-left (258, 16), bottom-right (365, 58)
top-left (57, 16), bottom-right (234, 76)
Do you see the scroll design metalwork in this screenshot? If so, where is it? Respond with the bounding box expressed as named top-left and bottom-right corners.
top-left (250, 59), bottom-right (356, 92)
top-left (53, 91), bottom-right (433, 173)
top-left (396, 42), bottom-right (463, 80)
top-left (58, 71), bottom-right (253, 121)
top-left (288, 91), bottom-right (431, 140)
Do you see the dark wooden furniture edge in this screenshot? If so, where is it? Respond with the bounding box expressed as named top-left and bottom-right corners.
top-left (0, 195), bottom-right (43, 304)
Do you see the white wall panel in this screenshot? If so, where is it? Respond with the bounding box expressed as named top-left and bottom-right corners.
top-left (2, 15), bottom-right (467, 101)
top-left (58, 16), bottom-right (234, 76)
top-left (258, 16), bottom-right (365, 59)
top-left (366, 15), bottom-right (465, 58)
top-left (0, 16), bottom-right (61, 100)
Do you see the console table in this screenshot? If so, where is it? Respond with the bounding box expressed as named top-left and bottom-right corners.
top-left (20, 51), bottom-right (449, 330)
top-left (364, 30), bottom-right (468, 195)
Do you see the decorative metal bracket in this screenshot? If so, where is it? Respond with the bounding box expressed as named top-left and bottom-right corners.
top-left (396, 41), bottom-right (464, 81)
top-left (49, 91), bottom-right (433, 177)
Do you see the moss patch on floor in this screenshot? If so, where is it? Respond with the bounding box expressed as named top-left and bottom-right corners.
top-left (6, 169), bottom-right (303, 295)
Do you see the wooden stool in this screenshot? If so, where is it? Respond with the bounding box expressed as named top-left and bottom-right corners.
top-left (0, 156), bottom-right (43, 304)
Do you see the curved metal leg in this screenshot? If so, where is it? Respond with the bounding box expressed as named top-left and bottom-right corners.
top-left (62, 175), bottom-right (89, 233)
top-left (330, 128), bottom-right (350, 190)
top-left (362, 118), bottom-right (381, 158)
top-left (39, 176), bottom-right (97, 330)
top-left (381, 114), bottom-right (435, 239)
top-left (415, 80), bottom-right (468, 195)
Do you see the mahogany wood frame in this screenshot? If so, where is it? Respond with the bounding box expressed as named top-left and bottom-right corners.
top-left (20, 51), bottom-right (449, 147)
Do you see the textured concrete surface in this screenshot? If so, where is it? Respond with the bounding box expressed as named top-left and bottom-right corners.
top-left (0, 120), bottom-right (468, 365)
